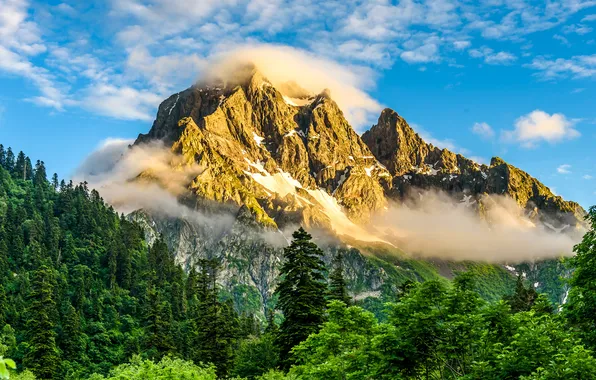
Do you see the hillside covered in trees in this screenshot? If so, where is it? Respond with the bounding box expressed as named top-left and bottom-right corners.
top-left (2, 144), bottom-right (596, 379)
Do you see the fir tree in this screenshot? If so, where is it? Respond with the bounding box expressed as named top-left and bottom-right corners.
top-left (59, 302), bottom-right (85, 362)
top-left (328, 252), bottom-right (351, 305)
top-left (14, 151), bottom-right (26, 180)
top-left (4, 148), bottom-right (14, 173)
top-left (23, 265), bottom-right (59, 379)
top-left (504, 274), bottom-right (538, 313)
top-left (0, 144), bottom-right (5, 168)
top-left (33, 160), bottom-right (47, 186)
top-left (51, 173), bottom-right (59, 190)
top-left (274, 227), bottom-right (327, 368)
top-left (144, 284), bottom-right (174, 358)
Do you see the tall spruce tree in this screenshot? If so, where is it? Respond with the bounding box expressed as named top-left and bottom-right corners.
top-left (23, 265), bottom-right (60, 379)
top-left (328, 252), bottom-right (351, 305)
top-left (274, 227), bottom-right (327, 368)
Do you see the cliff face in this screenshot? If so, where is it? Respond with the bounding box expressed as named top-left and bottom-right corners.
top-left (129, 70), bottom-right (583, 314)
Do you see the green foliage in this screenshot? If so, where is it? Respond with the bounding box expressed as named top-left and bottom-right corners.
top-left (0, 356), bottom-right (16, 380)
top-left (87, 355), bottom-right (217, 380)
top-left (2, 144), bottom-right (596, 380)
top-left (274, 228), bottom-right (327, 368)
top-left (291, 301), bottom-right (377, 379)
top-left (566, 206), bottom-right (596, 348)
top-left (503, 274), bottom-right (538, 313)
top-left (0, 145), bottom-right (243, 378)
top-left (232, 335), bottom-right (279, 379)
top-left (23, 266), bottom-right (59, 379)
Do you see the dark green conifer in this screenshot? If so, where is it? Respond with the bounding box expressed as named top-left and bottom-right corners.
top-left (274, 227), bottom-right (327, 368)
top-left (23, 265), bottom-right (59, 379)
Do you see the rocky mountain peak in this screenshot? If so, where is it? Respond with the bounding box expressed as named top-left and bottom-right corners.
top-left (134, 75), bottom-right (585, 242)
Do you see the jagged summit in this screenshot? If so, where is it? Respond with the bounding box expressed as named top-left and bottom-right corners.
top-left (134, 76), bottom-right (584, 242)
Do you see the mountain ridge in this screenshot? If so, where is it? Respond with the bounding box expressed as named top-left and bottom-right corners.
top-left (134, 69), bottom-right (584, 240)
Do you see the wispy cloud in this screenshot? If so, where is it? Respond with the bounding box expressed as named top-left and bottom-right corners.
top-left (563, 24), bottom-right (593, 35)
top-left (557, 164), bottom-right (572, 174)
top-left (471, 122), bottom-right (495, 139)
top-left (468, 46), bottom-right (517, 65)
top-left (526, 54), bottom-right (596, 79)
top-left (583, 174), bottom-right (593, 179)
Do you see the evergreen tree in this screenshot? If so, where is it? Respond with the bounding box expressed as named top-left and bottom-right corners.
top-left (51, 173), bottom-right (59, 190)
top-left (14, 151), bottom-right (26, 180)
top-left (504, 274), bottom-right (538, 313)
top-left (59, 302), bottom-right (85, 362)
top-left (566, 206), bottom-right (596, 348)
top-left (4, 148), bottom-right (14, 173)
top-left (23, 265), bottom-right (59, 379)
top-left (143, 284), bottom-right (174, 358)
top-left (0, 145), bottom-right (5, 168)
top-left (33, 160), bottom-right (47, 186)
top-left (328, 253), bottom-right (351, 305)
top-left (274, 228), bottom-right (327, 368)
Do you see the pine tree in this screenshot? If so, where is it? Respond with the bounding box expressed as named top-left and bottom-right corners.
top-left (274, 227), bottom-right (327, 367)
top-left (0, 145), bottom-right (5, 169)
top-left (59, 302), bottom-right (85, 362)
top-left (504, 274), bottom-right (538, 313)
top-left (23, 265), bottom-right (59, 379)
top-left (328, 253), bottom-right (351, 305)
top-left (51, 173), bottom-right (59, 190)
top-left (33, 160), bottom-right (47, 186)
top-left (144, 284), bottom-right (174, 358)
top-left (14, 151), bottom-right (26, 179)
top-left (4, 148), bottom-right (14, 173)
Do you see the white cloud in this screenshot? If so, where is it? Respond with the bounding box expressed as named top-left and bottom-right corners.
top-left (81, 84), bottom-right (162, 121)
top-left (468, 46), bottom-right (517, 65)
top-left (204, 43), bottom-right (382, 129)
top-left (553, 34), bottom-right (570, 45)
top-left (503, 110), bottom-right (580, 147)
top-left (471, 122), bottom-right (495, 139)
top-left (126, 47), bottom-right (206, 92)
top-left (582, 14), bottom-right (596, 22)
top-left (583, 174), bottom-right (593, 179)
top-left (400, 43), bottom-right (439, 63)
top-left (557, 164), bottom-right (572, 174)
top-left (453, 40), bottom-right (471, 50)
top-left (0, 0), bottom-right (68, 109)
top-left (526, 54), bottom-right (596, 79)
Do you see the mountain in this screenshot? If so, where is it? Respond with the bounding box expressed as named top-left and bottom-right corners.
top-left (362, 108), bottom-right (584, 229)
top-left (129, 67), bottom-right (584, 313)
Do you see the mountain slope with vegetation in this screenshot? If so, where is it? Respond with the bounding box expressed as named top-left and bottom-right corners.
top-left (2, 144), bottom-right (596, 379)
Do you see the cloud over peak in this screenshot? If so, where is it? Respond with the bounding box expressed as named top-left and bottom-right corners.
top-left (203, 43), bottom-right (382, 129)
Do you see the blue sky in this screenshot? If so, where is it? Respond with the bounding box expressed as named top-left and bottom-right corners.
top-left (0, 0), bottom-right (594, 208)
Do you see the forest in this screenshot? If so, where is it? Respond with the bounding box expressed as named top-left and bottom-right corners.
top-left (1, 144), bottom-right (596, 380)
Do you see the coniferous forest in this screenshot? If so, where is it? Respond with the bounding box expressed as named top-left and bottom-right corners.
top-left (2, 144), bottom-right (596, 380)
